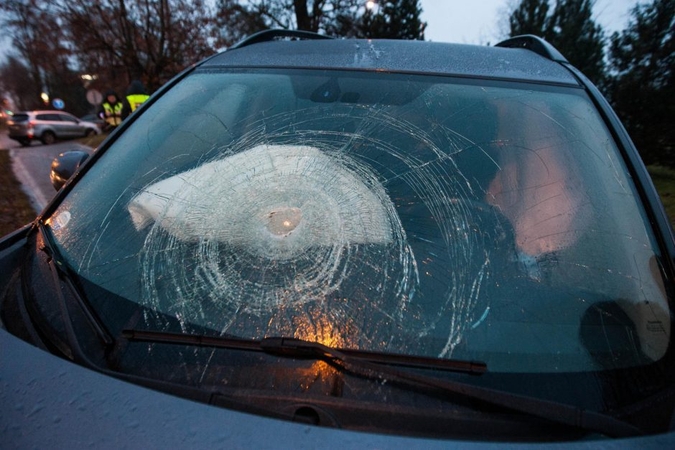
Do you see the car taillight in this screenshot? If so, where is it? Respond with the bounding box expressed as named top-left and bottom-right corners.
top-left (27, 120), bottom-right (34, 138)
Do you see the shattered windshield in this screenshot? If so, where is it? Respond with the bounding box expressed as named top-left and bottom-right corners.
top-left (48, 69), bottom-right (671, 373)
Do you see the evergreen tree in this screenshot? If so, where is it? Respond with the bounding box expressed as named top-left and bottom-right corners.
top-left (509, 0), bottom-right (550, 37)
top-left (508, 0), bottom-right (606, 87)
top-left (547, 0), bottom-right (606, 87)
top-left (361, 0), bottom-right (426, 40)
top-left (608, 0), bottom-right (675, 166)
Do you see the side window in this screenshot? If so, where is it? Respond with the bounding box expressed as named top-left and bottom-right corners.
top-left (58, 114), bottom-right (77, 123)
top-left (38, 114), bottom-right (61, 121)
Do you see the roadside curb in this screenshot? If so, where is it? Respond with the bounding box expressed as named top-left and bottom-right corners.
top-left (9, 148), bottom-right (48, 213)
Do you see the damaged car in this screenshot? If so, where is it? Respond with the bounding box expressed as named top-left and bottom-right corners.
top-left (2, 30), bottom-right (675, 447)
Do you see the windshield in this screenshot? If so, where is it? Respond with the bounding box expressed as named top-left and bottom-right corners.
top-left (47, 68), bottom-right (671, 375)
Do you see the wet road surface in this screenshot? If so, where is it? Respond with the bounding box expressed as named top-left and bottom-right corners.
top-left (1, 130), bottom-right (92, 212)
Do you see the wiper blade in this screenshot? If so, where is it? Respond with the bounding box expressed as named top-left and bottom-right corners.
top-left (122, 330), bottom-right (642, 438)
top-left (121, 329), bottom-right (486, 374)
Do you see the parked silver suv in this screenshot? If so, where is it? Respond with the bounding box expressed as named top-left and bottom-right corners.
top-left (7, 110), bottom-right (101, 146)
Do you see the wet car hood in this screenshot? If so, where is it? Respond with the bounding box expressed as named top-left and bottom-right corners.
top-left (2, 327), bottom-right (675, 448)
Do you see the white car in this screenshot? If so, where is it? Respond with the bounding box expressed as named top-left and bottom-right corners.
top-left (7, 110), bottom-right (101, 146)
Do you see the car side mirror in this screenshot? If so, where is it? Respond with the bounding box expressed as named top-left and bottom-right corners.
top-left (50, 150), bottom-right (90, 191)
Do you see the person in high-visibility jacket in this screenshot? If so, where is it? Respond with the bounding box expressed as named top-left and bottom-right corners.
top-left (125, 80), bottom-right (150, 114)
top-left (98, 90), bottom-right (129, 131)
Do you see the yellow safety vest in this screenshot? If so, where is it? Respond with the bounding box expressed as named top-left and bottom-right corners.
top-left (102, 102), bottom-right (124, 126)
top-left (127, 94), bottom-right (150, 112)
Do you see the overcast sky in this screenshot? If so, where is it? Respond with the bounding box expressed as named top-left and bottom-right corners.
top-left (421, 0), bottom-right (642, 44)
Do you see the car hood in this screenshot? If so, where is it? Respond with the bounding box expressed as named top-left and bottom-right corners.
top-left (2, 327), bottom-right (675, 448)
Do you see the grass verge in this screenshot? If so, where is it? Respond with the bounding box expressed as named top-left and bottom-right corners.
top-left (0, 149), bottom-right (36, 237)
top-left (646, 165), bottom-right (675, 229)
top-left (79, 133), bottom-right (107, 149)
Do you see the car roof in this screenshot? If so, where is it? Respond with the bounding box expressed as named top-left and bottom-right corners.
top-left (15, 110), bottom-right (73, 115)
top-left (203, 34), bottom-right (580, 86)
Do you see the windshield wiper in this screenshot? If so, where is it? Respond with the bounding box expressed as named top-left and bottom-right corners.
top-left (35, 222), bottom-right (114, 355)
top-left (122, 329), bottom-right (643, 438)
top-left (121, 329), bottom-right (486, 374)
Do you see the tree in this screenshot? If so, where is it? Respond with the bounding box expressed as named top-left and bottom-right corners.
top-left (1, 0), bottom-right (218, 111)
top-left (547, 0), bottom-right (605, 87)
top-left (507, 0), bottom-right (606, 87)
top-left (509, 0), bottom-right (550, 37)
top-left (213, 0), bottom-right (269, 46)
top-left (215, 0), bottom-right (365, 44)
top-left (607, 0), bottom-right (675, 166)
top-left (214, 0), bottom-right (426, 44)
top-left (0, 0), bottom-right (72, 108)
top-left (58, 0), bottom-right (218, 93)
top-left (358, 0), bottom-right (426, 40)
top-left (0, 56), bottom-right (35, 110)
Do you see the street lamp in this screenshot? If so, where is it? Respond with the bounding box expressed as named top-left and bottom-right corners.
top-left (80, 73), bottom-right (98, 88)
top-left (40, 92), bottom-right (49, 105)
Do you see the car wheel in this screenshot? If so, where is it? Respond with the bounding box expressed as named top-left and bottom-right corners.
top-left (84, 129), bottom-right (96, 137)
top-left (41, 131), bottom-right (56, 145)
top-left (18, 139), bottom-right (31, 147)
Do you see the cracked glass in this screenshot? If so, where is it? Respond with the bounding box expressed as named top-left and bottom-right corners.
top-left (47, 69), bottom-right (671, 373)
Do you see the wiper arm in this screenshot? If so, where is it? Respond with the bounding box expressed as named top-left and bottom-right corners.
top-left (261, 338), bottom-right (643, 439)
top-left (36, 222), bottom-right (114, 353)
top-left (122, 330), bottom-right (642, 438)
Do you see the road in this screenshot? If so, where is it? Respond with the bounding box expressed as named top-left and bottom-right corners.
top-left (1, 130), bottom-right (92, 213)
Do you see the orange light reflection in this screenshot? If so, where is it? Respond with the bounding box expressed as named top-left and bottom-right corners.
top-left (289, 305), bottom-right (354, 388)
